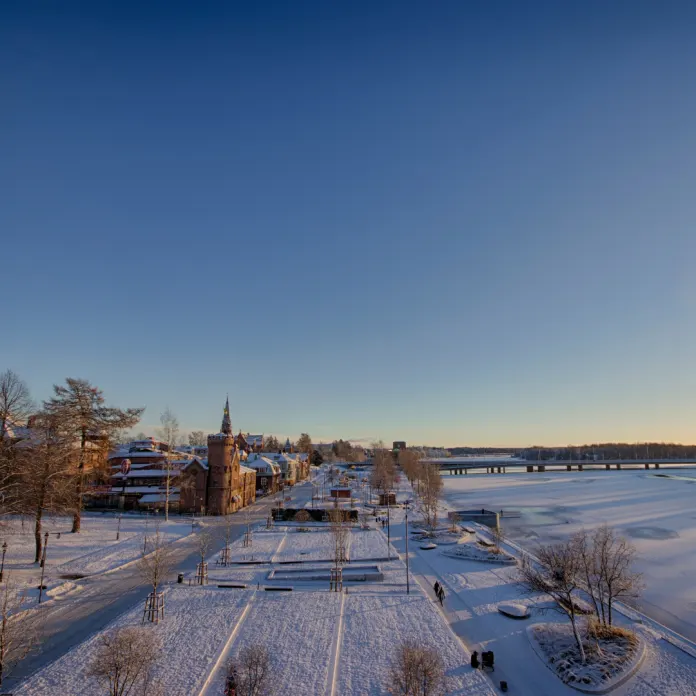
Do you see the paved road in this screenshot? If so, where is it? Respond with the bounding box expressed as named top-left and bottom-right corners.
top-left (8, 481), bottom-right (315, 690)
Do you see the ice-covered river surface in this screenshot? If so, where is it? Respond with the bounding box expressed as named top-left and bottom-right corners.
top-left (442, 468), bottom-right (696, 641)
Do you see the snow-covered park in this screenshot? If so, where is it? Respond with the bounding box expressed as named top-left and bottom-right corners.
top-left (16, 498), bottom-right (495, 696)
top-left (14, 468), bottom-right (696, 695)
top-left (1, 513), bottom-right (192, 596)
top-left (441, 469), bottom-right (696, 642)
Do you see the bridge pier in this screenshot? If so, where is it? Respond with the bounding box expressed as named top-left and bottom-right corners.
top-left (527, 465), bottom-right (534, 473)
top-left (616, 463), bottom-right (621, 470)
top-left (578, 464), bottom-right (583, 471)
top-left (537, 465), bottom-right (546, 472)
top-left (645, 463), bottom-right (650, 469)
top-left (655, 463), bottom-right (660, 469)
top-left (566, 464), bottom-right (571, 472)
top-left (606, 464), bottom-right (610, 470)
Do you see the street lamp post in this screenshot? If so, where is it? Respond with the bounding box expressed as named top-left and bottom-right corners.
top-left (0, 541), bottom-right (7, 582)
top-left (387, 492), bottom-right (391, 561)
top-left (405, 510), bottom-right (410, 594)
top-left (116, 513), bottom-right (122, 541)
top-left (38, 532), bottom-right (49, 604)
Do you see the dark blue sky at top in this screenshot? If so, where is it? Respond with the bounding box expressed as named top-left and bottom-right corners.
top-left (3, 1), bottom-right (696, 445)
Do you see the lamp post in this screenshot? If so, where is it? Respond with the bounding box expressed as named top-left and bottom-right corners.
top-left (116, 513), bottom-right (122, 541)
top-left (405, 510), bottom-right (410, 594)
top-left (38, 532), bottom-right (49, 604)
top-left (387, 491), bottom-right (391, 561)
top-left (0, 541), bottom-right (7, 582)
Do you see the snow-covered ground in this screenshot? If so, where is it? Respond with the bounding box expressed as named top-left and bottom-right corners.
top-left (441, 469), bottom-right (696, 641)
top-left (15, 586), bottom-right (252, 696)
top-left (201, 591), bottom-right (343, 695)
top-left (1, 513), bottom-right (192, 594)
top-left (17, 495), bottom-right (495, 696)
top-left (337, 593), bottom-right (493, 696)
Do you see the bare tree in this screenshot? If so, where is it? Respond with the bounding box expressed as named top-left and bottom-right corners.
top-left (518, 541), bottom-right (587, 663)
top-left (196, 529), bottom-right (212, 584)
top-left (197, 529), bottom-right (213, 565)
top-left (0, 576), bottom-right (40, 687)
top-left (138, 528), bottom-right (174, 622)
top-left (576, 526), bottom-right (644, 627)
top-left (416, 462), bottom-right (442, 530)
top-left (188, 430), bottom-right (206, 447)
top-left (594, 525), bottom-right (643, 625)
top-left (44, 378), bottom-right (143, 532)
top-left (370, 446), bottom-right (396, 498)
top-left (157, 408), bottom-right (179, 522)
top-left (328, 508), bottom-right (349, 566)
top-left (0, 370), bottom-right (33, 440)
top-left (575, 529), bottom-right (604, 623)
top-left (88, 626), bottom-right (162, 696)
top-left (17, 412), bottom-right (74, 562)
top-left (0, 371), bottom-right (34, 519)
top-left (389, 639), bottom-right (446, 696)
top-left (225, 644), bottom-right (273, 696)
top-left (398, 449), bottom-right (420, 485)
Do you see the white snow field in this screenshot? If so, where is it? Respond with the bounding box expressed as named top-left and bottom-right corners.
top-left (2, 513), bottom-right (192, 593)
top-left (22, 467), bottom-right (696, 696)
top-left (200, 591), bottom-right (343, 695)
top-left (441, 468), bottom-right (696, 642)
top-left (16, 586), bottom-right (252, 696)
top-left (17, 501), bottom-right (495, 696)
top-left (337, 593), bottom-right (493, 696)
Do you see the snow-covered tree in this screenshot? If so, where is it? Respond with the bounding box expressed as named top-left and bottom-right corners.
top-left (44, 378), bottom-right (143, 532)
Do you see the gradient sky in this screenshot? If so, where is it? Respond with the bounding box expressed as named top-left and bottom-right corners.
top-left (3, 1), bottom-right (696, 447)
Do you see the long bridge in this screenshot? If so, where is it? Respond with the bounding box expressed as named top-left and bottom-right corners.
top-left (429, 458), bottom-right (696, 475)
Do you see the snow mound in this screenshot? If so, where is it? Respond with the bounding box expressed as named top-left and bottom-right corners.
top-left (498, 602), bottom-right (529, 619)
top-left (420, 542), bottom-right (438, 550)
top-left (441, 541), bottom-right (516, 565)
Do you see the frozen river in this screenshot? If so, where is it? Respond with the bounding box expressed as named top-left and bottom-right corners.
top-left (442, 469), bottom-right (696, 641)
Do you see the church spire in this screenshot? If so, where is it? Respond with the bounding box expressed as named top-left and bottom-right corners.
top-left (221, 395), bottom-right (232, 435)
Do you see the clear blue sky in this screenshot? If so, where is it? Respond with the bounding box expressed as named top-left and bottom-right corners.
top-left (3, 1), bottom-right (696, 447)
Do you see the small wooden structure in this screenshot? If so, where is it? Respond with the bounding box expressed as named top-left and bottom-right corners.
top-left (329, 567), bottom-right (343, 592)
top-left (331, 487), bottom-right (352, 499)
top-left (143, 591), bottom-right (165, 624)
top-left (379, 492), bottom-right (396, 506)
top-left (196, 561), bottom-right (208, 585)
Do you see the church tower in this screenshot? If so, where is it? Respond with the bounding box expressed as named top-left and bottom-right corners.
top-left (206, 397), bottom-right (239, 515)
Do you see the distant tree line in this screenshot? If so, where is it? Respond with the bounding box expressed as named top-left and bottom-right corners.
top-left (329, 439), bottom-right (365, 463)
top-left (521, 443), bottom-right (696, 461)
top-left (448, 446), bottom-right (519, 456)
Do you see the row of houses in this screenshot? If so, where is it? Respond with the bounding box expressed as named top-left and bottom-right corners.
top-left (89, 400), bottom-right (310, 514)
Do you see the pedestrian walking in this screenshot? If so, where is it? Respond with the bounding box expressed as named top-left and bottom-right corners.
top-left (438, 586), bottom-right (445, 606)
top-left (434, 581), bottom-right (441, 597)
